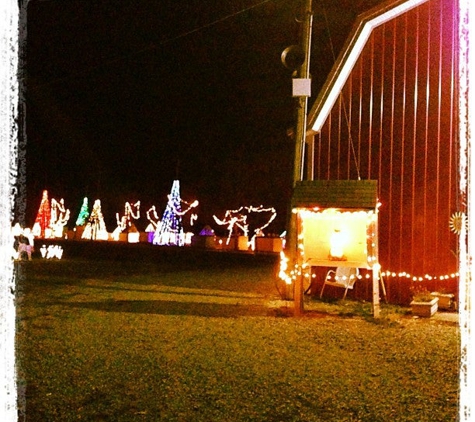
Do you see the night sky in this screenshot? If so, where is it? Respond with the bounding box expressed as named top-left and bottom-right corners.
top-left (18, 0), bottom-right (387, 233)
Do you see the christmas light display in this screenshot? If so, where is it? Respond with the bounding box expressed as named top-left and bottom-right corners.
top-left (153, 180), bottom-right (199, 246)
top-left (12, 223), bottom-right (22, 237)
top-left (81, 199), bottom-right (108, 240)
top-left (380, 271), bottom-right (459, 282)
top-left (33, 190), bottom-right (51, 238)
top-left (111, 215), bottom-right (127, 241)
top-left (145, 205), bottom-right (161, 243)
top-left (279, 206), bottom-right (379, 286)
top-left (199, 225), bottom-right (215, 236)
top-left (111, 201), bottom-right (140, 241)
top-left (279, 203), bottom-right (463, 285)
top-left (40, 244), bottom-right (64, 259)
top-left (75, 197), bottom-right (90, 226)
top-left (213, 205), bottom-right (277, 248)
top-left (213, 209), bottom-right (248, 243)
top-left (50, 198), bottom-right (70, 238)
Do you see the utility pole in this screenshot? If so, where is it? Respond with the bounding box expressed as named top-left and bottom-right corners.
top-left (287, 0), bottom-right (313, 316)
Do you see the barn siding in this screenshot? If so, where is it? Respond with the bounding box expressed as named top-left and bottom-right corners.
top-left (308, 0), bottom-right (459, 304)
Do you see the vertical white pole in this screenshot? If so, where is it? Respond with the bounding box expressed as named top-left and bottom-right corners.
top-left (372, 264), bottom-right (381, 318)
top-left (0, 1), bottom-right (19, 420)
top-left (459, 1), bottom-right (474, 420)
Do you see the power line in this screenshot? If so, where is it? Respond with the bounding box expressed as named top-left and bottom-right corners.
top-left (320, 0), bottom-right (361, 180)
top-left (28, 0), bottom-right (276, 91)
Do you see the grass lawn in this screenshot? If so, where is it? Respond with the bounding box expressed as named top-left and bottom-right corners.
top-left (15, 245), bottom-right (460, 421)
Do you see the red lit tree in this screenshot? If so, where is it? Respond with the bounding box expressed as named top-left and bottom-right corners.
top-left (33, 190), bottom-right (51, 238)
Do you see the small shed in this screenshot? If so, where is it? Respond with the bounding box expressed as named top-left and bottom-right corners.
top-left (292, 180), bottom-right (379, 270)
top-left (290, 180), bottom-right (384, 313)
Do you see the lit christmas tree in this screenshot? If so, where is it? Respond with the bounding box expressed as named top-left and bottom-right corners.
top-left (32, 190), bottom-right (51, 238)
top-left (81, 199), bottom-right (108, 240)
top-left (75, 197), bottom-right (90, 226)
top-left (153, 180), bottom-right (198, 246)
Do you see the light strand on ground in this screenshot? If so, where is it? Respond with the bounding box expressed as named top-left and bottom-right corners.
top-left (40, 244), bottom-right (64, 259)
top-left (279, 249), bottom-right (459, 286)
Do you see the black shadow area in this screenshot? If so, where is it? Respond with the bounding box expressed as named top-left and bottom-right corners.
top-left (53, 299), bottom-right (271, 318)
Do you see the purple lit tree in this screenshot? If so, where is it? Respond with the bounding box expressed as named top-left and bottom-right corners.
top-left (153, 180), bottom-right (198, 246)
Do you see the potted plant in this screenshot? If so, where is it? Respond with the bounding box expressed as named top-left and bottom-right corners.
top-left (410, 285), bottom-right (439, 317)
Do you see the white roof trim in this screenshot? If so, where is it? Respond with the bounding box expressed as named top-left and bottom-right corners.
top-left (310, 0), bottom-right (428, 133)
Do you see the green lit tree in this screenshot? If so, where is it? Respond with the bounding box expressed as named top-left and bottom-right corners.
top-left (75, 197), bottom-right (90, 226)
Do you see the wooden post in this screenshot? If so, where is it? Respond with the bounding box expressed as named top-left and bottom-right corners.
top-left (293, 212), bottom-right (304, 316)
top-left (290, 0), bottom-right (313, 317)
top-left (372, 209), bottom-right (381, 318)
top-left (372, 265), bottom-right (380, 318)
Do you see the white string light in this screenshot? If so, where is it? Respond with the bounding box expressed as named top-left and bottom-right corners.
top-left (145, 205), bottom-right (160, 232)
top-left (112, 201), bottom-right (141, 240)
top-left (81, 199), bottom-right (108, 240)
top-left (40, 244), bottom-right (63, 260)
top-left (50, 198), bottom-right (70, 238)
top-left (169, 197), bottom-right (199, 217)
top-left (380, 270), bottom-right (459, 282)
top-left (125, 201), bottom-right (141, 220)
top-left (213, 205), bottom-right (277, 246)
top-left (153, 181), bottom-right (198, 246)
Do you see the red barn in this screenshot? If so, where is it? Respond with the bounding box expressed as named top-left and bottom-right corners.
top-left (304, 0), bottom-right (461, 304)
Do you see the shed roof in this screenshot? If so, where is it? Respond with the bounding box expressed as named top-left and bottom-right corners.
top-left (292, 180), bottom-right (378, 209)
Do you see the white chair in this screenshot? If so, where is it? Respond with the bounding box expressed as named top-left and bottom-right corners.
top-left (320, 267), bottom-right (359, 300)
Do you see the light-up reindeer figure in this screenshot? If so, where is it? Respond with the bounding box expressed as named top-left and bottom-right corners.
top-left (145, 206), bottom-right (161, 242)
top-left (213, 208), bottom-right (249, 245)
top-left (145, 205), bottom-right (160, 230)
top-left (50, 198), bottom-right (70, 238)
top-left (213, 205), bottom-right (277, 248)
top-left (112, 201), bottom-right (140, 240)
top-left (246, 205), bottom-right (277, 248)
top-left (172, 199), bottom-right (199, 225)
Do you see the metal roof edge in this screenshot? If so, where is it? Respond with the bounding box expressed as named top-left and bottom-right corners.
top-left (307, 0), bottom-right (428, 135)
